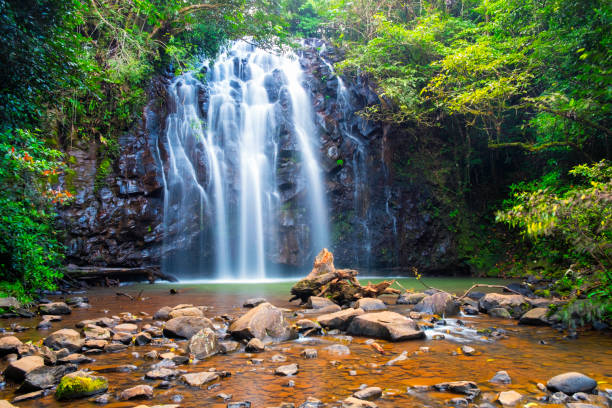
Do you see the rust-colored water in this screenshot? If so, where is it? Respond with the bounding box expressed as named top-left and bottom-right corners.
top-left (1, 284), bottom-right (611, 407)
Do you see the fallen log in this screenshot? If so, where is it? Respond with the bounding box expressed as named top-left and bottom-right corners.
top-left (290, 249), bottom-right (396, 305)
top-left (65, 265), bottom-right (178, 284)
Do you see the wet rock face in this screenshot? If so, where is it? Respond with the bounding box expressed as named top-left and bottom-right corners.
top-left (57, 76), bottom-right (169, 269)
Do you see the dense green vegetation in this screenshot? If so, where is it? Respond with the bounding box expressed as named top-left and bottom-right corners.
top-left (0, 0), bottom-right (610, 318)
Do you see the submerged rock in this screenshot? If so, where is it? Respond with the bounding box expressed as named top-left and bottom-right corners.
top-left (434, 381), bottom-right (480, 399)
top-left (228, 303), bottom-right (294, 341)
top-left (490, 371), bottom-right (511, 384)
top-left (347, 311), bottom-right (424, 341)
top-left (353, 387), bottom-right (382, 400)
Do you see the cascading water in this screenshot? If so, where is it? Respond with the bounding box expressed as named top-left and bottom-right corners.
top-left (161, 41), bottom-right (329, 280)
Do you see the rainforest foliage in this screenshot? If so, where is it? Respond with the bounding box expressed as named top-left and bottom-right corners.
top-left (0, 0), bottom-right (610, 307)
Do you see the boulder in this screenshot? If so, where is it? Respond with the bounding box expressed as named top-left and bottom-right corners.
top-left (396, 292), bottom-right (427, 305)
top-left (153, 306), bottom-right (172, 320)
top-left (0, 297), bottom-right (20, 309)
top-left (119, 384), bottom-right (153, 400)
top-left (3, 356), bottom-right (45, 382)
top-left (44, 329), bottom-right (84, 352)
top-left (187, 328), bottom-right (218, 359)
top-left (307, 296), bottom-right (337, 309)
top-left (0, 336), bottom-right (22, 356)
top-left (347, 311), bottom-right (424, 341)
top-left (547, 372), bottom-right (597, 394)
top-left (355, 298), bottom-right (386, 311)
top-left (55, 370), bottom-right (108, 400)
top-left (497, 390), bottom-right (522, 406)
top-left (219, 340), bottom-right (241, 354)
top-left (168, 307), bottom-right (204, 319)
top-left (134, 332), bottom-right (152, 346)
top-left (490, 371), bottom-right (511, 384)
top-left (353, 387), bottom-right (382, 400)
top-left (317, 308), bottom-right (364, 331)
top-left (413, 292), bottom-right (459, 316)
top-left (478, 294), bottom-right (528, 317)
top-left (112, 332), bottom-right (133, 344)
top-left (20, 365), bottom-right (77, 392)
top-left (245, 338), bottom-right (265, 352)
top-left (275, 363), bottom-right (298, 376)
top-left (243, 298), bottom-right (267, 308)
top-left (163, 316), bottom-right (214, 339)
top-left (83, 325), bottom-right (111, 340)
top-left (519, 308), bottom-right (550, 325)
top-left (180, 372), bottom-right (219, 387)
top-left (342, 397), bottom-right (377, 408)
top-left (228, 303), bottom-right (294, 341)
top-left (39, 302), bottom-right (71, 315)
top-left (488, 308), bottom-right (512, 319)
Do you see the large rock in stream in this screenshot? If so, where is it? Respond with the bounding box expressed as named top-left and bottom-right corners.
top-left (317, 308), bottom-right (364, 331)
top-left (187, 328), bottom-right (218, 359)
top-left (413, 292), bottom-right (459, 316)
top-left (228, 303), bottom-right (295, 341)
top-left (478, 293), bottom-right (529, 317)
top-left (43, 329), bottom-right (84, 352)
top-left (347, 311), bottom-right (425, 341)
top-left (163, 316), bottom-right (214, 339)
top-left (546, 372), bottom-right (597, 394)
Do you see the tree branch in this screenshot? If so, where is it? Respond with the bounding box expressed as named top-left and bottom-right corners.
top-left (487, 141), bottom-right (581, 152)
top-left (149, 3), bottom-right (223, 39)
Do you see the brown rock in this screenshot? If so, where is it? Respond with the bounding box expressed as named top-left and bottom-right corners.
top-left (39, 302), bottom-right (71, 315)
top-left (413, 292), bottom-right (460, 316)
top-left (119, 384), bottom-right (153, 400)
top-left (186, 328), bottom-right (218, 359)
top-left (3, 356), bottom-right (45, 382)
top-left (355, 298), bottom-right (386, 311)
top-left (228, 303), bottom-right (294, 341)
top-left (180, 372), bottom-right (219, 387)
top-left (0, 336), bottom-right (22, 356)
top-left (317, 308), bottom-right (364, 330)
top-left (347, 311), bottom-right (424, 341)
top-left (168, 307), bottom-right (204, 319)
top-left (43, 329), bottom-right (84, 352)
top-left (163, 316), bottom-right (214, 339)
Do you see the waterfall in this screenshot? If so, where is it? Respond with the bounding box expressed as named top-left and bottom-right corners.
top-left (160, 41), bottom-right (329, 280)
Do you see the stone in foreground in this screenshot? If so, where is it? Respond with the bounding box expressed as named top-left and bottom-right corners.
top-left (187, 328), bottom-right (218, 359)
top-left (317, 308), bottom-right (364, 331)
top-left (228, 303), bottom-right (294, 341)
top-left (546, 372), bottom-right (597, 394)
top-left (413, 292), bottom-right (460, 316)
top-left (3, 356), bottom-right (45, 382)
top-left (347, 311), bottom-right (424, 341)
top-left (55, 371), bottom-right (108, 400)
top-left (119, 384), bottom-right (153, 400)
top-left (180, 372), bottom-right (219, 387)
top-left (43, 329), bottom-right (84, 352)
top-left (163, 316), bottom-right (214, 339)
top-left (497, 390), bottom-right (522, 406)
top-left (275, 363), bottom-right (298, 376)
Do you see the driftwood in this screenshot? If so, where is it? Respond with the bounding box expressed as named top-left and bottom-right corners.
top-left (290, 249), bottom-right (397, 305)
top-left (65, 266), bottom-right (178, 284)
top-left (456, 283), bottom-right (524, 300)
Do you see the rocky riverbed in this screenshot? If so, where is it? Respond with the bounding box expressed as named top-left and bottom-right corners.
top-left (0, 281), bottom-right (611, 407)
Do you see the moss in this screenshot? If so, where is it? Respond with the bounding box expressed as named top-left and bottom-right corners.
top-left (94, 158), bottom-right (112, 193)
top-left (55, 375), bottom-right (108, 400)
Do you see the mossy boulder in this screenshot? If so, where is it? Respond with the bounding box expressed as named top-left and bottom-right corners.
top-left (55, 371), bottom-right (108, 400)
